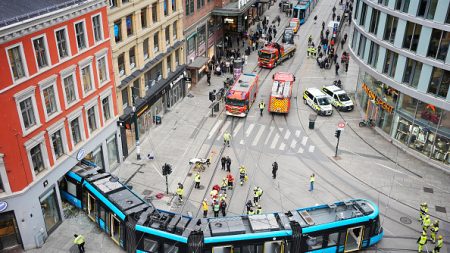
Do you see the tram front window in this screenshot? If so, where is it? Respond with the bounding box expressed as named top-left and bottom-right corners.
top-left (299, 9), bottom-right (305, 20)
top-left (264, 241), bottom-right (283, 253)
top-left (293, 8), bottom-right (299, 18)
top-left (345, 226), bottom-right (363, 252)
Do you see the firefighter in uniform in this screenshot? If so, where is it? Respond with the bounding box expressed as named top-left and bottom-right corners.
top-left (248, 208), bottom-right (255, 215)
top-left (202, 199), bottom-right (209, 218)
top-left (259, 101), bottom-right (265, 116)
top-left (430, 220), bottom-right (439, 243)
top-left (418, 231), bottom-right (428, 253)
top-left (239, 166), bottom-right (247, 186)
top-left (433, 235), bottom-right (443, 253)
top-left (223, 132), bottom-right (231, 147)
top-left (423, 214), bottom-right (431, 233)
top-left (420, 202), bottom-right (429, 222)
top-left (194, 172), bottom-right (201, 189)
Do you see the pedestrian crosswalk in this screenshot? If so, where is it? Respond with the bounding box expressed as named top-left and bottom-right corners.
top-left (207, 120), bottom-right (315, 154)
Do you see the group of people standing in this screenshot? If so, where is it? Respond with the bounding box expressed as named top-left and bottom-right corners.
top-left (417, 202), bottom-right (443, 253)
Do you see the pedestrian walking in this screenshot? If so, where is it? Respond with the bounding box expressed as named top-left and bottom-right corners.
top-left (309, 174), bottom-right (315, 191)
top-left (221, 156), bottom-right (226, 170)
top-left (274, 28), bottom-right (277, 38)
top-left (226, 156), bottom-right (231, 172)
top-left (194, 172), bottom-right (201, 189)
top-left (73, 234), bottom-right (85, 253)
top-left (259, 100), bottom-right (265, 116)
top-left (223, 131), bottom-right (231, 147)
top-left (213, 200), bottom-right (220, 217)
top-left (344, 33), bottom-right (348, 43)
top-left (202, 199), bottom-right (209, 217)
top-left (313, 15), bottom-right (317, 24)
top-left (335, 62), bottom-right (340, 75)
top-left (220, 199), bottom-right (227, 216)
top-left (277, 15), bottom-right (281, 26)
top-left (341, 38), bottom-right (345, 49)
top-left (322, 21), bottom-right (325, 31)
top-left (345, 61), bottom-right (349, 72)
top-left (272, 161), bottom-right (278, 179)
top-left (348, 12), bottom-right (352, 24)
top-left (417, 231), bottom-right (427, 253)
top-left (332, 12), bottom-right (336, 21)
top-left (325, 29), bottom-right (330, 39)
top-left (176, 183), bottom-right (184, 202)
top-left (333, 53), bottom-right (338, 64)
top-left (207, 71), bottom-right (211, 86)
top-left (430, 220), bottom-right (439, 243)
top-left (246, 200), bottom-right (253, 212)
top-left (332, 5), bottom-right (336, 13)
top-left (433, 235), bottom-right (443, 253)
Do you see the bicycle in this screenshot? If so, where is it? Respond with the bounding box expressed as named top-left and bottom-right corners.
top-left (359, 119), bottom-right (375, 127)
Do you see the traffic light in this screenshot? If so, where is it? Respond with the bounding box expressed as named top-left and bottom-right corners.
top-left (335, 130), bottom-right (341, 139)
top-left (162, 163), bottom-right (172, 175)
top-left (209, 91), bottom-right (216, 102)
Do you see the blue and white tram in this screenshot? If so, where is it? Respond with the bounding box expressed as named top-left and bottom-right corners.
top-left (60, 165), bottom-right (383, 253)
top-left (292, 0), bottom-right (319, 24)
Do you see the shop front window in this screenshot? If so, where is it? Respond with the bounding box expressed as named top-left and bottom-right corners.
top-left (0, 211), bottom-right (22, 251)
top-left (394, 116), bottom-right (412, 144)
top-left (40, 188), bottom-right (61, 233)
top-left (398, 93), bottom-right (418, 117)
top-left (408, 124), bottom-right (436, 156)
top-left (416, 101), bottom-right (442, 127)
top-left (439, 111), bottom-right (450, 137)
top-left (107, 135), bottom-right (119, 168)
top-left (431, 134), bottom-right (450, 164)
top-left (378, 109), bottom-right (393, 134)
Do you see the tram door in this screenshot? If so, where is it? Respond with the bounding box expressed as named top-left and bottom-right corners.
top-left (87, 193), bottom-right (96, 221)
top-left (344, 226), bottom-right (364, 252)
top-left (212, 245), bottom-right (233, 253)
top-left (111, 215), bottom-right (121, 245)
top-left (264, 241), bottom-right (284, 253)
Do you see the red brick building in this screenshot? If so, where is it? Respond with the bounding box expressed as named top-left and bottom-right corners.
top-left (0, 0), bottom-right (121, 250)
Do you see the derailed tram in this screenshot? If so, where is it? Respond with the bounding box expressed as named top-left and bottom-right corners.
top-left (60, 165), bottom-right (383, 253)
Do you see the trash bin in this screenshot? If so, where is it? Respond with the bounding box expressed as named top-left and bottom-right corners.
top-left (154, 115), bottom-right (162, 125)
top-left (214, 102), bottom-right (220, 112)
top-left (308, 113), bottom-right (318, 129)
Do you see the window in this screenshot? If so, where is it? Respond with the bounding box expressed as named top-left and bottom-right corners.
top-left (129, 47), bottom-right (136, 69)
top-left (327, 232), bottom-right (339, 247)
top-left (351, 30), bottom-right (359, 50)
top-left (87, 106), bottom-right (98, 133)
top-left (383, 50), bottom-right (398, 77)
top-left (51, 130), bottom-right (65, 160)
top-left (402, 58), bottom-right (422, 88)
top-left (42, 84), bottom-right (59, 117)
top-left (92, 15), bottom-right (103, 42)
top-left (446, 7), bottom-right (450, 24)
top-left (164, 0), bottom-right (169, 15)
top-left (97, 56), bottom-right (108, 84)
top-left (122, 88), bottom-right (129, 108)
top-left (307, 236), bottom-right (324, 250)
top-left (165, 26), bottom-right (170, 45)
top-left (30, 144), bottom-right (45, 174)
top-left (354, 0), bottom-right (360, 19)
top-left (55, 29), bottom-right (70, 59)
top-left (186, 0), bottom-right (194, 15)
top-left (33, 36), bottom-right (49, 69)
top-left (428, 68), bottom-right (450, 98)
top-left (154, 32), bottom-right (159, 52)
top-left (81, 65), bottom-right (93, 95)
top-left (417, 0), bottom-right (438, 20)
top-left (118, 53), bottom-right (125, 76)
top-left (152, 4), bottom-right (158, 23)
top-left (173, 21), bottom-right (177, 40)
top-left (172, 0), bottom-right (177, 12)
top-left (197, 0), bottom-right (205, 9)
top-left (110, 0), bottom-right (118, 8)
top-left (427, 29), bottom-right (449, 61)
top-left (357, 34), bottom-right (366, 58)
top-left (144, 238), bottom-right (159, 252)
top-left (19, 97), bottom-right (37, 130)
top-left (369, 9), bottom-right (379, 34)
top-left (359, 3), bottom-right (367, 26)
top-left (187, 36), bottom-right (195, 54)
top-left (102, 96), bottom-right (112, 122)
top-left (114, 20), bottom-right (122, 43)
top-left (75, 21), bottom-right (87, 50)
top-left (122, 0), bottom-right (129, 3)
top-left (378, 0), bottom-right (389, 6)
top-left (126, 15), bottom-right (133, 36)
top-left (175, 49), bottom-right (179, 66)
top-left (63, 73), bottom-right (78, 106)
top-left (167, 55), bottom-right (172, 73)
top-left (107, 135), bottom-right (118, 167)
top-left (367, 41), bottom-right (379, 68)
top-left (70, 117), bottom-right (83, 145)
top-left (383, 15), bottom-right (398, 43)
top-left (143, 38), bottom-right (149, 59)
top-left (395, 0), bottom-right (410, 12)
top-left (7, 45), bottom-right (27, 80)
top-left (141, 8), bottom-right (148, 28)
top-left (403, 22), bottom-right (422, 52)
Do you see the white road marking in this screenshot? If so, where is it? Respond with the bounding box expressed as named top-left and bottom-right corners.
top-left (240, 139), bottom-right (245, 145)
top-left (271, 134), bottom-right (280, 149)
top-left (290, 139), bottom-right (297, 149)
top-left (295, 130), bottom-right (301, 137)
top-left (308, 146), bottom-right (315, 152)
top-left (279, 143), bottom-right (286, 150)
top-left (232, 122), bottom-right (243, 136)
top-left (301, 136), bottom-right (308, 146)
top-left (264, 127), bottom-right (275, 145)
top-left (216, 121), bottom-right (231, 141)
top-left (208, 120), bottom-right (223, 139)
top-left (284, 130), bottom-right (291, 139)
top-left (375, 163), bottom-right (406, 175)
top-left (245, 123), bottom-right (255, 137)
top-left (298, 147), bottom-right (304, 153)
top-left (252, 125), bottom-right (266, 146)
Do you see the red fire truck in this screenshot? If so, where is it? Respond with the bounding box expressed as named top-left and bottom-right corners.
top-left (225, 73), bottom-right (259, 117)
top-left (258, 42), bottom-right (296, 69)
top-left (269, 72), bottom-right (295, 113)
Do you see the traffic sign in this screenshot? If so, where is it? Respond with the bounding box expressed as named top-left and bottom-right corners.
top-left (337, 121), bottom-right (345, 130)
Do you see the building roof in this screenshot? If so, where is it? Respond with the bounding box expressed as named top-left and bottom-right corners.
top-left (0, 0), bottom-right (88, 28)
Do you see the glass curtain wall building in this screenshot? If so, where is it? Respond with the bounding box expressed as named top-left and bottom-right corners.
top-left (349, 0), bottom-right (450, 167)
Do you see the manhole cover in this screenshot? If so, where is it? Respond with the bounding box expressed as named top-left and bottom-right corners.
top-left (423, 187), bottom-right (434, 193)
top-left (435, 206), bottom-right (446, 213)
top-left (400, 217), bottom-right (412, 224)
top-left (142, 189), bottom-right (153, 196)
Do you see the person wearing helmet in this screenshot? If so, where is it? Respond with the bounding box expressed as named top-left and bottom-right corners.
top-left (420, 202), bottom-right (429, 222)
top-left (431, 220), bottom-right (439, 243)
top-left (202, 199), bottom-right (209, 218)
top-left (256, 205), bottom-right (263, 214)
top-left (433, 235), bottom-right (443, 253)
top-left (253, 187), bottom-right (259, 204)
top-left (239, 166), bottom-right (247, 185)
top-left (259, 100), bottom-right (265, 116)
top-left (423, 214), bottom-right (431, 233)
top-left (417, 231), bottom-right (427, 253)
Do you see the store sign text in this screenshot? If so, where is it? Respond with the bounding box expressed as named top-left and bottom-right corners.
top-left (362, 83), bottom-right (394, 113)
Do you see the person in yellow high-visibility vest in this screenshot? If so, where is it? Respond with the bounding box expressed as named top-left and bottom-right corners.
top-left (223, 132), bottom-right (231, 147)
top-left (73, 234), bottom-right (85, 253)
top-left (176, 185), bottom-right (184, 202)
top-left (202, 199), bottom-right (208, 218)
top-left (430, 220), bottom-right (439, 243)
top-left (259, 101), bottom-right (265, 116)
top-left (194, 172), bottom-right (201, 189)
top-left (309, 174), bottom-right (315, 191)
top-left (423, 214), bottom-right (431, 233)
top-left (433, 235), bottom-right (443, 253)
top-left (420, 202), bottom-right (429, 222)
top-left (418, 231), bottom-right (427, 253)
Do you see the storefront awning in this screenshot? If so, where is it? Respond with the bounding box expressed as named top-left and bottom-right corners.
top-left (212, 0), bottom-right (256, 16)
top-left (187, 56), bottom-right (209, 69)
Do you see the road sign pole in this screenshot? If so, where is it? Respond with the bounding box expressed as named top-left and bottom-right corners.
top-left (165, 175), bottom-right (169, 194)
top-left (335, 137), bottom-right (340, 157)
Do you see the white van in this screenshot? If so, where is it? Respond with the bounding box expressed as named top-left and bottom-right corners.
top-left (303, 88), bottom-right (333, 116)
top-left (322, 85), bottom-right (354, 111)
